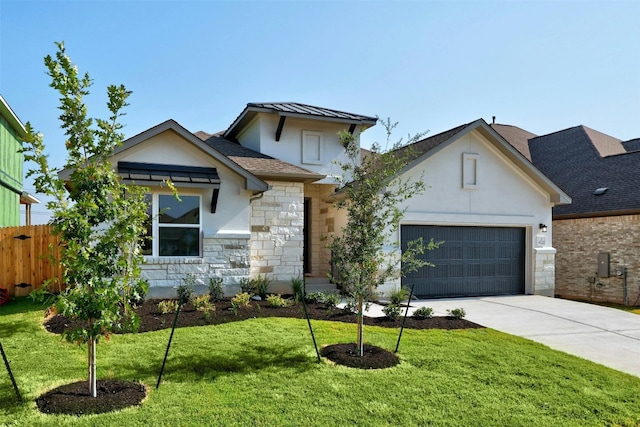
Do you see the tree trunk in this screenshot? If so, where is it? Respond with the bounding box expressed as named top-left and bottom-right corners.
top-left (357, 294), bottom-right (364, 357)
top-left (88, 336), bottom-right (97, 397)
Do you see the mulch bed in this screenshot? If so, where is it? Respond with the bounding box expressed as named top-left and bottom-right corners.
top-left (39, 297), bottom-right (484, 416)
top-left (44, 298), bottom-right (484, 335)
top-left (321, 343), bottom-right (400, 369)
top-left (36, 380), bottom-right (147, 416)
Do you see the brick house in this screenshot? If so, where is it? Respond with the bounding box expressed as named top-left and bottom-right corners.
top-left (493, 123), bottom-right (640, 306)
top-left (109, 103), bottom-right (569, 298)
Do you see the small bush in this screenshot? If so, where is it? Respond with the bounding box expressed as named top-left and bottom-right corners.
top-left (239, 278), bottom-right (254, 294)
top-left (158, 300), bottom-right (178, 314)
top-left (193, 294), bottom-right (215, 320)
top-left (389, 287), bottom-right (410, 305)
top-left (343, 295), bottom-right (357, 313)
top-left (382, 303), bottom-right (401, 320)
top-left (252, 274), bottom-right (271, 299)
top-left (128, 279), bottom-right (148, 307)
top-left (177, 274), bottom-right (196, 305)
top-left (321, 292), bottom-right (341, 310)
top-left (305, 292), bottom-right (325, 304)
top-left (413, 306), bottom-right (433, 319)
top-left (208, 277), bottom-right (224, 301)
top-left (266, 294), bottom-right (291, 308)
top-left (447, 307), bottom-right (466, 319)
top-left (232, 292), bottom-right (251, 308)
top-left (291, 276), bottom-right (304, 303)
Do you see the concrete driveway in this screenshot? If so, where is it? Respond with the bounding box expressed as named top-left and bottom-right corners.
top-left (368, 295), bottom-right (640, 378)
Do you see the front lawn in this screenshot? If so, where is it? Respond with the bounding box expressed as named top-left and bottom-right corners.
top-left (1, 297), bottom-right (639, 426)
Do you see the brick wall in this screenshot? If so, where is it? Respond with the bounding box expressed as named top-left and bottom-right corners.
top-left (554, 215), bottom-right (640, 305)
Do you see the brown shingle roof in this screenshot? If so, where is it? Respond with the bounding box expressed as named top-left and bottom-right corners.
top-left (582, 126), bottom-right (625, 157)
top-left (392, 123), bottom-right (469, 162)
top-left (491, 124), bottom-right (537, 161)
top-left (196, 133), bottom-right (325, 182)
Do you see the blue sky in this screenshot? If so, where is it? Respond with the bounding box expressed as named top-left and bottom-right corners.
top-left (1, 0), bottom-right (639, 223)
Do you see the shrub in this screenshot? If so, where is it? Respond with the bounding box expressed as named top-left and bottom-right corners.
top-left (389, 287), bottom-right (410, 305)
top-left (239, 278), bottom-right (254, 294)
top-left (231, 292), bottom-right (251, 308)
top-left (305, 292), bottom-right (325, 304)
top-left (128, 279), bottom-right (149, 308)
top-left (231, 292), bottom-right (252, 316)
top-left (177, 274), bottom-right (196, 305)
top-left (413, 306), bottom-right (433, 319)
top-left (158, 300), bottom-right (178, 314)
top-left (344, 295), bottom-right (357, 313)
top-left (447, 307), bottom-right (466, 319)
top-left (252, 274), bottom-right (271, 299)
top-left (321, 292), bottom-right (341, 310)
top-left (208, 277), bottom-right (224, 301)
top-left (382, 303), bottom-right (401, 320)
top-left (291, 276), bottom-right (304, 303)
top-left (193, 294), bottom-right (215, 320)
top-left (266, 294), bottom-right (291, 308)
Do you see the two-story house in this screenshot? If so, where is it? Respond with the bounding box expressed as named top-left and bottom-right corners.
top-left (0, 94), bottom-right (39, 227)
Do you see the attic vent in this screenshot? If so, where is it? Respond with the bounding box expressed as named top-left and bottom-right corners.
top-left (593, 187), bottom-right (609, 195)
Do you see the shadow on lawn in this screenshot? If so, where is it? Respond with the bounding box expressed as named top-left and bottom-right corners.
top-left (118, 341), bottom-right (316, 383)
top-left (0, 298), bottom-right (49, 339)
top-left (0, 297), bottom-right (49, 316)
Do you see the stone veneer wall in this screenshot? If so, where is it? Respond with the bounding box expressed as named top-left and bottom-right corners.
top-left (554, 215), bottom-right (640, 305)
top-left (304, 183), bottom-right (336, 278)
top-left (250, 181), bottom-right (304, 291)
top-left (142, 235), bottom-right (250, 297)
top-left (533, 247), bottom-right (556, 297)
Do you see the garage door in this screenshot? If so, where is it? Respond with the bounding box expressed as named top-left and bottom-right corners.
top-left (401, 225), bottom-right (525, 298)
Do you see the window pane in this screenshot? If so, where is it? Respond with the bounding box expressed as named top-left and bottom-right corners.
top-left (159, 227), bottom-right (200, 256)
top-left (142, 194), bottom-right (152, 255)
top-left (159, 195), bottom-right (199, 224)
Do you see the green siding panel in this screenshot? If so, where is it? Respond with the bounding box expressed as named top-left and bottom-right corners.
top-left (0, 114), bottom-right (24, 226)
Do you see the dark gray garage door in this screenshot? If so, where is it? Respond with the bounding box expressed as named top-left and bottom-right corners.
top-left (401, 225), bottom-right (525, 298)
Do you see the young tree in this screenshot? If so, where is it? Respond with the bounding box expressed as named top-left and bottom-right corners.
top-left (23, 42), bottom-right (149, 397)
top-left (327, 119), bottom-right (439, 356)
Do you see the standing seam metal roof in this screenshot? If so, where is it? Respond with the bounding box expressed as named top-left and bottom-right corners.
top-left (246, 102), bottom-right (378, 122)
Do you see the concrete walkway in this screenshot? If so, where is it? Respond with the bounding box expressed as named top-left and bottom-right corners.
top-left (364, 295), bottom-right (640, 378)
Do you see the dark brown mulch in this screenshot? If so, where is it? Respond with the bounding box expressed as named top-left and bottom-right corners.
top-left (321, 343), bottom-right (400, 369)
top-left (44, 298), bottom-right (485, 335)
top-left (36, 380), bottom-right (147, 416)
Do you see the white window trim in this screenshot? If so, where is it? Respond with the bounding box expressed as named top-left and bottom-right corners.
top-left (462, 153), bottom-right (479, 190)
top-left (302, 130), bottom-right (323, 165)
top-left (146, 192), bottom-right (202, 258)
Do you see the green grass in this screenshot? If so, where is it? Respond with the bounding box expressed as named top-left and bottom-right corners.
top-left (1, 297), bottom-right (639, 426)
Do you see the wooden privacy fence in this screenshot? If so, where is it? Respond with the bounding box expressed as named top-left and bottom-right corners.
top-left (0, 225), bottom-right (64, 297)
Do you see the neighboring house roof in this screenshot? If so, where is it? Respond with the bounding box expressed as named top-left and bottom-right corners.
top-left (395, 119), bottom-right (571, 206)
top-left (527, 125), bottom-right (640, 218)
top-left (197, 133), bottom-right (325, 183)
top-left (623, 138), bottom-right (640, 152)
top-left (0, 94), bottom-right (27, 139)
top-left (224, 102), bottom-right (378, 140)
top-left (59, 119), bottom-right (270, 193)
top-left (490, 123), bottom-right (537, 161)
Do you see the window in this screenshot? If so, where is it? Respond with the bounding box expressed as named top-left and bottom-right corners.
top-left (302, 130), bottom-right (323, 165)
top-left (142, 193), bottom-right (201, 257)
